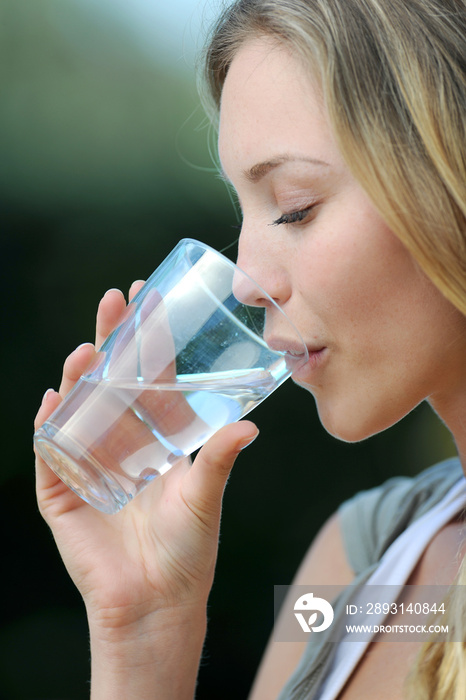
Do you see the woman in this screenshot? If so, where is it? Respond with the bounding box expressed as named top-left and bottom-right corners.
top-left (34, 0), bottom-right (466, 698)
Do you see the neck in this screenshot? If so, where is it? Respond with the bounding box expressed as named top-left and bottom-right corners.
top-left (429, 386), bottom-right (466, 476)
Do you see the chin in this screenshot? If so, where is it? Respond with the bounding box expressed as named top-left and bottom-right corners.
top-left (320, 420), bottom-right (378, 444)
top-left (316, 401), bottom-right (418, 444)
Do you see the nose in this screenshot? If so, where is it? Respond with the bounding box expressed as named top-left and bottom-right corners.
top-left (233, 225), bottom-right (292, 308)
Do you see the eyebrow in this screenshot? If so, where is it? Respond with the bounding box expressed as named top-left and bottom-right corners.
top-left (219, 154), bottom-right (329, 185)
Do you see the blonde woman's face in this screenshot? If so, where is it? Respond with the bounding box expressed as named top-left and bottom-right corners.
top-left (218, 38), bottom-right (466, 442)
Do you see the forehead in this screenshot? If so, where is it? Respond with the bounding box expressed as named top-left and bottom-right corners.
top-left (218, 37), bottom-right (337, 177)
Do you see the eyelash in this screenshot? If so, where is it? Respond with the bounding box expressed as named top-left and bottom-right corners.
top-left (271, 206), bottom-right (315, 226)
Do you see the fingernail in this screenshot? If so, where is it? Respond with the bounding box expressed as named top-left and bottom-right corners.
top-left (42, 388), bottom-right (55, 404)
top-left (239, 430), bottom-right (260, 451)
top-left (75, 342), bottom-right (94, 352)
top-left (129, 280), bottom-right (145, 293)
top-left (104, 288), bottom-right (123, 297)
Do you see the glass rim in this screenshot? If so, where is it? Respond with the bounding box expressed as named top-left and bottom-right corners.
top-left (179, 238), bottom-right (309, 361)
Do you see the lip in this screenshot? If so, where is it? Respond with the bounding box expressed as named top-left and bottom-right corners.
top-left (266, 336), bottom-right (327, 377)
top-left (266, 336), bottom-right (309, 358)
top-left (291, 346), bottom-right (328, 385)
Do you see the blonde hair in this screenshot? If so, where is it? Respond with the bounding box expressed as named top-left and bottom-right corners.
top-left (202, 0), bottom-right (466, 315)
top-left (201, 1), bottom-right (466, 697)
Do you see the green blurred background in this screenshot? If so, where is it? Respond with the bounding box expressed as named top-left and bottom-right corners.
top-left (0, 1), bottom-right (456, 697)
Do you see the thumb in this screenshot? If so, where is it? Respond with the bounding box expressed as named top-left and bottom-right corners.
top-left (182, 420), bottom-right (259, 524)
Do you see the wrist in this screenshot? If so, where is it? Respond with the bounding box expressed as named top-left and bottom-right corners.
top-left (88, 603), bottom-right (207, 700)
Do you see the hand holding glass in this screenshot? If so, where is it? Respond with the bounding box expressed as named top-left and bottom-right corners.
top-left (34, 240), bottom-right (308, 514)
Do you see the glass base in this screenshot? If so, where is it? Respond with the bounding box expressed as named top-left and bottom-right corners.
top-left (34, 427), bottom-right (130, 515)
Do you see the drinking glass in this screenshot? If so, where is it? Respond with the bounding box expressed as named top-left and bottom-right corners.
top-left (34, 239), bottom-right (308, 514)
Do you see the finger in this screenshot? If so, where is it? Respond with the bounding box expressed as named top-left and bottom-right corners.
top-left (34, 388), bottom-right (84, 515)
top-left (34, 388), bottom-right (62, 432)
top-left (182, 420), bottom-right (259, 525)
top-left (128, 279), bottom-right (145, 302)
top-left (95, 288), bottom-right (127, 350)
top-left (94, 282), bottom-right (145, 351)
top-left (34, 388), bottom-right (63, 487)
top-left (59, 342), bottom-right (96, 398)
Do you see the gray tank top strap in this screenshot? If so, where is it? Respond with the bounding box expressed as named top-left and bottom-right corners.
top-left (339, 458), bottom-right (463, 575)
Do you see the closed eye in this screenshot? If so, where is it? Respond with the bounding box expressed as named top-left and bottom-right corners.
top-left (271, 206), bottom-right (316, 226)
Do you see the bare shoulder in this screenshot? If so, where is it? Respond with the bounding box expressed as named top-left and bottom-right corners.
top-left (248, 511), bottom-right (354, 700)
top-left (293, 510), bottom-right (355, 586)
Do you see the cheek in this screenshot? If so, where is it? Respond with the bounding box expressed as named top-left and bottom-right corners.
top-left (295, 221), bottom-right (424, 422)
top-left (294, 238), bottom-right (382, 332)
top-left (302, 212), bottom-right (412, 334)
